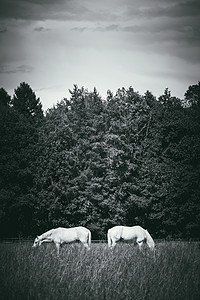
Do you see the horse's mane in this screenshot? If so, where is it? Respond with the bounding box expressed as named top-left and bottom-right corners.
top-left (144, 229), bottom-right (155, 247)
top-left (39, 229), bottom-right (55, 239)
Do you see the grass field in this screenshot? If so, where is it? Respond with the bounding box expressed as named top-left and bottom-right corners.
top-left (0, 241), bottom-right (199, 300)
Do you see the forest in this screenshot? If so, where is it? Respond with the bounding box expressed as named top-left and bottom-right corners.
top-left (0, 82), bottom-right (200, 239)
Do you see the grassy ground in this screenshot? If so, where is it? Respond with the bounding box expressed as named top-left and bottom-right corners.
top-left (0, 241), bottom-right (199, 300)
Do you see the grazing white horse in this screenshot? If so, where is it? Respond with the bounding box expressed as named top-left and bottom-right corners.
top-left (107, 225), bottom-right (155, 250)
top-left (32, 226), bottom-right (91, 255)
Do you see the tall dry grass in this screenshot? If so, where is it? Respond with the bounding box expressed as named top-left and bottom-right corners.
top-left (0, 241), bottom-right (199, 300)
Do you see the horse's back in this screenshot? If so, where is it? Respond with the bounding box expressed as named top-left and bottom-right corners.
top-left (53, 226), bottom-right (90, 242)
top-left (109, 225), bottom-right (146, 240)
top-left (120, 226), bottom-right (142, 240)
top-left (51, 227), bottom-right (74, 242)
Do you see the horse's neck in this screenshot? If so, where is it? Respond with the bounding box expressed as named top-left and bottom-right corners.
top-left (40, 229), bottom-right (54, 240)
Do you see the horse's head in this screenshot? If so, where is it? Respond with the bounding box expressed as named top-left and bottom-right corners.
top-left (145, 229), bottom-right (155, 251)
top-left (32, 236), bottom-right (41, 248)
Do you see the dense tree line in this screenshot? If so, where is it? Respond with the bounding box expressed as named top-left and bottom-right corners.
top-left (0, 82), bottom-right (200, 239)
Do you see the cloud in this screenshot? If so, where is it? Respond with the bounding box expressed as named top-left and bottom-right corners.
top-left (71, 27), bottom-right (86, 32)
top-left (70, 21), bottom-right (200, 47)
top-left (93, 24), bottom-right (120, 32)
top-left (154, 1), bottom-right (200, 18)
top-left (0, 0), bottom-right (74, 21)
top-left (1, 0), bottom-right (200, 23)
top-left (34, 26), bottom-right (51, 32)
top-left (124, 0), bottom-right (200, 19)
top-left (0, 27), bottom-right (7, 34)
top-left (35, 84), bottom-right (63, 92)
top-left (0, 0), bottom-right (200, 101)
top-left (0, 64), bottom-right (33, 74)
top-left (0, 0), bottom-right (122, 22)
top-left (0, 0), bottom-right (95, 21)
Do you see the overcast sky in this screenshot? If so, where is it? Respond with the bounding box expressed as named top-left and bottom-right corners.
top-left (0, 0), bottom-right (200, 110)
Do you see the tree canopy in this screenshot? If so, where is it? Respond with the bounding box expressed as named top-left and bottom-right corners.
top-left (0, 82), bottom-right (199, 239)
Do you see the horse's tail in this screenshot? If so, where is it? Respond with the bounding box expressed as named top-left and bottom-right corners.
top-left (107, 229), bottom-right (112, 248)
top-left (88, 229), bottom-right (91, 248)
top-left (145, 229), bottom-right (155, 250)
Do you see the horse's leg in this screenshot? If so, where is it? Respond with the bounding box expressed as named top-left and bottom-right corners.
top-left (107, 231), bottom-right (112, 248)
top-left (111, 238), bottom-right (117, 249)
top-left (136, 239), bottom-right (144, 251)
top-left (55, 243), bottom-right (60, 256)
top-left (82, 242), bottom-right (90, 250)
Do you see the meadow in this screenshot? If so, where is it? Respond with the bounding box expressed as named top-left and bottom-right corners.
top-left (0, 241), bottom-right (199, 300)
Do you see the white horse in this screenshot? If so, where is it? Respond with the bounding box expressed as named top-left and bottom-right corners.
top-left (107, 225), bottom-right (155, 251)
top-left (32, 226), bottom-right (91, 255)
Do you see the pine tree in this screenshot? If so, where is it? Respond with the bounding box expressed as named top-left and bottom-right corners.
top-left (12, 82), bottom-right (43, 121)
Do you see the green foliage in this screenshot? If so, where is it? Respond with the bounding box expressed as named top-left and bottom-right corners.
top-left (0, 81), bottom-right (200, 238)
top-left (185, 81), bottom-right (200, 111)
top-left (12, 82), bottom-right (43, 121)
top-left (0, 83), bottom-right (43, 237)
top-left (0, 88), bottom-right (11, 107)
